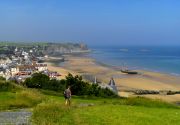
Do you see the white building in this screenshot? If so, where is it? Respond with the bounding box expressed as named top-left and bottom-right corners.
top-left (10, 67), bottom-right (19, 76)
top-left (0, 58), bottom-right (12, 66)
top-left (0, 68), bottom-right (11, 80)
top-left (36, 63), bottom-right (48, 72)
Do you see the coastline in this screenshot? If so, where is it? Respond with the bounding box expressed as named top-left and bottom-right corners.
top-left (46, 54), bottom-right (180, 102)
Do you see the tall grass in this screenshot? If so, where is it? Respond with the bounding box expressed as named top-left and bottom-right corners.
top-left (0, 80), bottom-right (22, 92)
top-left (0, 89), bottom-right (45, 110)
top-left (32, 101), bottom-right (74, 125)
top-left (32, 95), bottom-right (180, 125)
top-left (14, 89), bottom-right (45, 107)
top-left (38, 89), bottom-right (178, 109)
top-left (109, 97), bottom-right (178, 109)
top-left (0, 80), bottom-right (45, 110)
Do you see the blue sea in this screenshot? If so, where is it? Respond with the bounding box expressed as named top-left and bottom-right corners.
top-left (88, 46), bottom-right (180, 76)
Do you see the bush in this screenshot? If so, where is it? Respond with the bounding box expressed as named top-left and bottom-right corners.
top-left (24, 73), bottom-right (117, 98)
top-left (24, 73), bottom-right (67, 92)
top-left (25, 73), bottom-right (50, 88)
top-left (65, 73), bottom-right (117, 97)
top-left (44, 79), bottom-right (66, 92)
top-left (0, 76), bottom-right (5, 81)
top-left (65, 73), bottom-right (90, 95)
top-left (0, 81), bottom-right (17, 92)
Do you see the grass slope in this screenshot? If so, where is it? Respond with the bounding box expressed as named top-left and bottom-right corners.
top-left (32, 91), bottom-right (180, 125)
top-left (0, 81), bottom-right (45, 111)
top-left (0, 82), bottom-right (180, 125)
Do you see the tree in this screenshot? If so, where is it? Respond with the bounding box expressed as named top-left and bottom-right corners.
top-left (24, 72), bottom-right (117, 97)
top-left (25, 73), bottom-right (49, 88)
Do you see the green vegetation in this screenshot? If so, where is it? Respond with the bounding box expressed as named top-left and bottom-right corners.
top-left (0, 77), bottom-right (180, 125)
top-left (0, 80), bottom-right (21, 92)
top-left (24, 73), bottom-right (117, 97)
top-left (0, 90), bottom-right (45, 111)
top-left (32, 92), bottom-right (179, 125)
top-left (0, 79), bottom-right (45, 111)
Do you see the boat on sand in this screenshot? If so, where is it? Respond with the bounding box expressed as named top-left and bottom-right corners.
top-left (120, 70), bottom-right (138, 74)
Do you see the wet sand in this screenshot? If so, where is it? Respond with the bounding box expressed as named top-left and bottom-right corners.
top-left (47, 55), bottom-right (180, 102)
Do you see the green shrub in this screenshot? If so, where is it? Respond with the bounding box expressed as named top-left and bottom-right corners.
top-left (0, 76), bottom-right (5, 81)
top-left (65, 73), bottom-right (117, 97)
top-left (0, 81), bottom-right (17, 92)
top-left (25, 73), bottom-right (50, 88)
top-left (44, 79), bottom-right (66, 92)
top-left (24, 73), bottom-right (66, 92)
top-left (24, 73), bottom-right (117, 98)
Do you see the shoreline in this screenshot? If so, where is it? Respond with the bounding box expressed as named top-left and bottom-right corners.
top-left (91, 56), bottom-right (180, 77)
top-left (46, 54), bottom-right (180, 102)
top-left (95, 59), bottom-right (180, 77)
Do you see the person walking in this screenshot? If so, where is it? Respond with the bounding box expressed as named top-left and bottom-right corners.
top-left (64, 86), bottom-right (71, 106)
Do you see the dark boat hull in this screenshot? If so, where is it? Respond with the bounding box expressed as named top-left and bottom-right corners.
top-left (121, 70), bottom-right (138, 74)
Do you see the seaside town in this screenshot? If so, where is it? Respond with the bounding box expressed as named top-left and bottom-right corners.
top-left (0, 42), bottom-right (118, 93)
top-left (0, 42), bottom-right (88, 80)
top-left (0, 44), bottom-right (60, 82)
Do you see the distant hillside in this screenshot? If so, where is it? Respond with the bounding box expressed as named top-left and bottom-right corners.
top-left (0, 42), bottom-right (89, 56)
top-left (44, 43), bottom-right (89, 56)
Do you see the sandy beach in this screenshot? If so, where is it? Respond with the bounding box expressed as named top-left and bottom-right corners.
top-left (47, 55), bottom-right (180, 102)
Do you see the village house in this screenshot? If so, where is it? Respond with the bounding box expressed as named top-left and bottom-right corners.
top-left (10, 66), bottom-right (19, 76)
top-left (0, 67), bottom-right (5, 78)
top-left (17, 65), bottom-right (37, 75)
top-left (48, 71), bottom-right (61, 79)
top-left (0, 57), bottom-right (12, 66)
top-left (0, 67), bottom-right (11, 80)
top-left (42, 70), bottom-right (61, 79)
top-left (35, 63), bottom-right (48, 72)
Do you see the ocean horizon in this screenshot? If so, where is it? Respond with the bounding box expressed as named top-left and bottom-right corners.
top-left (88, 45), bottom-right (180, 76)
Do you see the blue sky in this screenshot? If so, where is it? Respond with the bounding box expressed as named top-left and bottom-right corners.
top-left (0, 0), bottom-right (180, 46)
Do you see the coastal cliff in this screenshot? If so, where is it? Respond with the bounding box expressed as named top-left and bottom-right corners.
top-left (44, 43), bottom-right (90, 56)
top-left (0, 42), bottom-right (90, 56)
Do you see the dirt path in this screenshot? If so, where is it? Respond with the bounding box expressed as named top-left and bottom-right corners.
top-left (0, 109), bottom-right (32, 125)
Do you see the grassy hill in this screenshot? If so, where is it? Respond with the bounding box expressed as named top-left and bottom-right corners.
top-left (0, 80), bottom-right (45, 111)
top-left (0, 81), bottom-right (180, 125)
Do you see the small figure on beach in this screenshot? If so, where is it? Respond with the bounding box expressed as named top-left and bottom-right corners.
top-left (64, 86), bottom-right (71, 106)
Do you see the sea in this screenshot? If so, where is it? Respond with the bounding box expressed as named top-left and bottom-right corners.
top-left (88, 46), bottom-right (180, 76)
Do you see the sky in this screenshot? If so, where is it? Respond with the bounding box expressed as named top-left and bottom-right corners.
top-left (0, 0), bottom-right (180, 46)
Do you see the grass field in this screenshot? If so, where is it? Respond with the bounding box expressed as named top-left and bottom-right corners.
top-left (0, 90), bottom-right (45, 111)
top-left (0, 81), bottom-right (45, 111)
top-left (31, 92), bottom-right (180, 125)
top-left (0, 83), bottom-right (180, 125)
